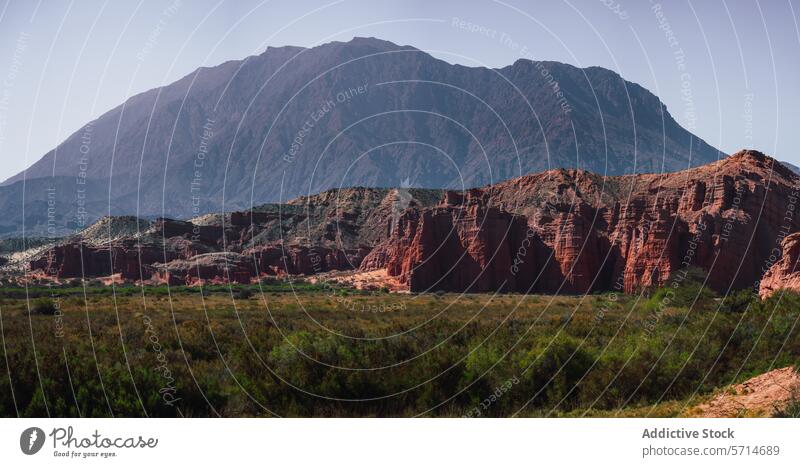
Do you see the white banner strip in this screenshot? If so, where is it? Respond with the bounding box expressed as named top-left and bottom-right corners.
top-left (1, 418), bottom-right (797, 466)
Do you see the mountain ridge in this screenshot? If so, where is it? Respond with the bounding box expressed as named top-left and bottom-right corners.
top-left (10, 149), bottom-right (800, 299)
top-left (1, 36), bottom-right (722, 237)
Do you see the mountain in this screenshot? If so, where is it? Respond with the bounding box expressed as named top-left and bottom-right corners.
top-left (781, 160), bottom-right (800, 175)
top-left (1, 37), bottom-right (722, 237)
top-left (15, 150), bottom-right (800, 297)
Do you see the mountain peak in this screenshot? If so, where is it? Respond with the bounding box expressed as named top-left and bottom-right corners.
top-left (346, 36), bottom-right (406, 48)
top-left (260, 37), bottom-right (407, 57)
top-left (729, 149), bottom-right (770, 164)
top-left (704, 149), bottom-right (796, 183)
top-left (725, 149), bottom-right (780, 172)
top-left (317, 36), bottom-right (415, 53)
top-left (0, 36), bottom-right (722, 236)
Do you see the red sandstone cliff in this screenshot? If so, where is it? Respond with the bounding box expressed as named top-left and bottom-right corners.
top-left (25, 150), bottom-right (800, 294)
top-left (363, 150), bottom-right (800, 294)
top-left (759, 233), bottom-right (800, 298)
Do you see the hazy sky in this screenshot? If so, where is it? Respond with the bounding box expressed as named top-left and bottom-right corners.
top-left (0, 0), bottom-right (798, 181)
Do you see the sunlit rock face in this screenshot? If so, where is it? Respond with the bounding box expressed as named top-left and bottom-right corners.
top-left (365, 150), bottom-right (800, 294)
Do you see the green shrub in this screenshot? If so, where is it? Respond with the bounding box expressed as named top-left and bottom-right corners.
top-left (721, 289), bottom-right (756, 313)
top-left (31, 298), bottom-right (58, 315)
top-left (773, 396), bottom-right (800, 418)
top-left (644, 267), bottom-right (716, 313)
top-left (233, 287), bottom-right (253, 300)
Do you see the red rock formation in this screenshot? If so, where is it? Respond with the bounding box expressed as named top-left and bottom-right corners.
top-left (148, 245), bottom-right (369, 285)
top-left (29, 241), bottom-right (180, 280)
top-left (246, 244), bottom-right (368, 276)
top-left (150, 253), bottom-right (255, 285)
top-left (30, 238), bottom-right (367, 284)
top-left (27, 187), bottom-right (441, 283)
top-left (28, 150), bottom-right (800, 295)
top-left (363, 198), bottom-right (536, 292)
top-left (759, 233), bottom-right (800, 298)
top-left (363, 150), bottom-right (800, 294)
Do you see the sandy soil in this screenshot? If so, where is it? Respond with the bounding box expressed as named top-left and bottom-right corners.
top-left (690, 367), bottom-right (800, 417)
top-left (314, 268), bottom-right (409, 292)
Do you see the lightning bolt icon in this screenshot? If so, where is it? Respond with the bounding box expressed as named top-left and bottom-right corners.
top-left (29, 430), bottom-right (37, 450)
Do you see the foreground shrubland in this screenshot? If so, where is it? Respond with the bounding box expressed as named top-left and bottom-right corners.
top-left (0, 279), bottom-right (798, 417)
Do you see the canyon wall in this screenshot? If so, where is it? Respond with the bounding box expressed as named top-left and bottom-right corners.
top-left (23, 150), bottom-right (800, 294)
top-left (363, 150), bottom-right (800, 294)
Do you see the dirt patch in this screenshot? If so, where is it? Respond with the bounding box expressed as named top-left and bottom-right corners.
top-left (316, 268), bottom-right (409, 292)
top-left (689, 367), bottom-right (800, 417)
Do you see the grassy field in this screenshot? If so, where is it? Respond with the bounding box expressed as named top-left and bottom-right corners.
top-left (0, 278), bottom-right (798, 417)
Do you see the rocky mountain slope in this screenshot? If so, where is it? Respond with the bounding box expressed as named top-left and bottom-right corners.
top-left (364, 149), bottom-right (800, 294)
top-left (16, 150), bottom-right (800, 296)
top-left (17, 187), bottom-right (441, 285)
top-left (1, 37), bottom-right (720, 236)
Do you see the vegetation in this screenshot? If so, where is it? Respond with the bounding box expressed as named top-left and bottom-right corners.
top-left (31, 298), bottom-right (58, 315)
top-left (0, 237), bottom-right (53, 254)
top-left (0, 280), bottom-right (335, 300)
top-left (0, 277), bottom-right (798, 417)
top-left (773, 397), bottom-right (800, 418)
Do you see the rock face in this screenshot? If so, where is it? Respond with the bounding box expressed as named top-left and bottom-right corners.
top-left (362, 190), bottom-right (538, 292)
top-left (29, 240), bottom-right (179, 280)
top-left (151, 246), bottom-right (371, 286)
top-left (246, 244), bottom-right (369, 276)
top-left (759, 233), bottom-right (800, 298)
top-left (26, 150), bottom-right (800, 293)
top-left (26, 188), bottom-right (435, 284)
top-left (363, 150), bottom-right (800, 294)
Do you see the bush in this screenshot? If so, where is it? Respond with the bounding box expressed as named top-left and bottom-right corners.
top-left (259, 277), bottom-right (278, 286)
top-left (721, 289), bottom-right (756, 313)
top-left (518, 335), bottom-right (596, 409)
top-left (773, 396), bottom-right (800, 418)
top-left (644, 267), bottom-right (716, 312)
top-left (233, 288), bottom-right (253, 300)
top-left (31, 298), bottom-right (57, 315)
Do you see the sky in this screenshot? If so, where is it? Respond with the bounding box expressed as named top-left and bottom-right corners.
top-left (0, 0), bottom-right (798, 182)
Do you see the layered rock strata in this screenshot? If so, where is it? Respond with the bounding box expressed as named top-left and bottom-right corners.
top-left (26, 150), bottom-right (800, 293)
top-left (363, 150), bottom-right (800, 294)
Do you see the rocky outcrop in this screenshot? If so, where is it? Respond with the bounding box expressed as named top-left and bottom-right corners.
top-left (29, 241), bottom-right (179, 280)
top-left (30, 239), bottom-right (368, 284)
top-left (363, 191), bottom-right (537, 292)
top-left (148, 245), bottom-right (369, 285)
top-left (246, 244), bottom-right (369, 276)
top-left (151, 252), bottom-right (256, 285)
top-left (689, 367), bottom-right (800, 417)
top-left (363, 150), bottom-right (800, 294)
top-left (759, 233), bottom-right (800, 298)
top-left (26, 150), bottom-right (800, 294)
top-left (26, 187), bottom-right (438, 283)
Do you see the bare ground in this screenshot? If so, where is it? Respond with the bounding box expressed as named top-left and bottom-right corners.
top-left (688, 367), bottom-right (800, 417)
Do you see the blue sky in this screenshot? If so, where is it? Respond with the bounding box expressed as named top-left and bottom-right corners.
top-left (0, 0), bottom-right (798, 181)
